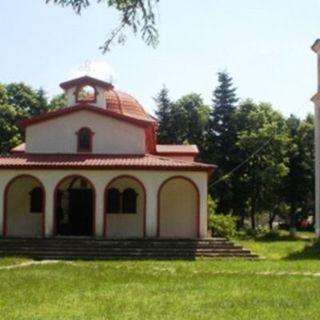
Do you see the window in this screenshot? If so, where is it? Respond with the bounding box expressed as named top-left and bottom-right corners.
top-left (76, 85), bottom-right (97, 103)
top-left (106, 188), bottom-right (121, 213)
top-left (106, 187), bottom-right (138, 214)
top-left (77, 127), bottom-right (94, 152)
top-left (29, 187), bottom-right (43, 213)
top-left (122, 188), bottom-right (138, 213)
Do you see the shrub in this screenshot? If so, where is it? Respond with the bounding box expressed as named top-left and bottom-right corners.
top-left (208, 196), bottom-right (236, 239)
top-left (209, 214), bottom-right (237, 239)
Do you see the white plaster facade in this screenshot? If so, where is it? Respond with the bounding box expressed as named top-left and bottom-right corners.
top-left (311, 39), bottom-right (320, 237)
top-left (26, 111), bottom-right (146, 154)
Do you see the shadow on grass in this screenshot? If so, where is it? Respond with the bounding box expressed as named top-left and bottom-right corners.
top-left (285, 241), bottom-right (320, 260)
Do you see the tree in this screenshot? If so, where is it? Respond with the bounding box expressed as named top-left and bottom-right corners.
top-left (235, 100), bottom-right (291, 230)
top-left (49, 93), bottom-right (67, 110)
top-left (45, 0), bottom-right (159, 52)
top-left (207, 71), bottom-right (239, 215)
top-left (173, 94), bottom-right (209, 154)
top-left (155, 91), bottom-right (209, 154)
top-left (154, 87), bottom-right (175, 144)
top-left (283, 114), bottom-right (314, 236)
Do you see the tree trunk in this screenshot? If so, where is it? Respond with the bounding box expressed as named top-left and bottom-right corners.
top-left (289, 204), bottom-right (297, 238)
top-left (268, 212), bottom-right (277, 231)
top-left (250, 196), bottom-right (257, 230)
top-left (250, 182), bottom-right (259, 231)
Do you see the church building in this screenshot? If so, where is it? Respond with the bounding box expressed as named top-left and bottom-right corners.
top-left (0, 76), bottom-right (216, 239)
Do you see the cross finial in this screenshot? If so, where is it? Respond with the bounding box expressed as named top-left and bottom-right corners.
top-left (78, 60), bottom-right (92, 75)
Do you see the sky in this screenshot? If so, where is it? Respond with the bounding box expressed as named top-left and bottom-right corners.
top-left (0, 0), bottom-right (320, 118)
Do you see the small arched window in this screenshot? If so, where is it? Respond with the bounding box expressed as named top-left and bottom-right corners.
top-left (76, 85), bottom-right (97, 103)
top-left (29, 187), bottom-right (43, 213)
top-left (122, 188), bottom-right (138, 214)
top-left (76, 127), bottom-right (94, 152)
top-left (106, 188), bottom-right (121, 214)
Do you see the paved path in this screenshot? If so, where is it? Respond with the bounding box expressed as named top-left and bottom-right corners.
top-left (0, 260), bottom-right (73, 270)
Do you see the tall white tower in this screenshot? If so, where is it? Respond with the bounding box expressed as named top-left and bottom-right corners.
top-left (311, 39), bottom-right (320, 238)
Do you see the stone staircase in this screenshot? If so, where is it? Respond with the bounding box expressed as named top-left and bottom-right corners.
top-left (0, 237), bottom-right (258, 260)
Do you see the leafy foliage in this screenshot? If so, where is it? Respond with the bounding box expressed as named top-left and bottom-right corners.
top-left (154, 72), bottom-right (314, 232)
top-left (45, 0), bottom-right (159, 52)
top-left (207, 195), bottom-right (236, 238)
top-left (154, 90), bottom-right (209, 156)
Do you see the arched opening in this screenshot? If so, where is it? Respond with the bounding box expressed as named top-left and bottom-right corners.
top-left (158, 176), bottom-right (199, 238)
top-left (4, 175), bottom-right (45, 237)
top-left (76, 84), bottom-right (97, 103)
top-left (104, 176), bottom-right (146, 238)
top-left (54, 175), bottom-right (95, 236)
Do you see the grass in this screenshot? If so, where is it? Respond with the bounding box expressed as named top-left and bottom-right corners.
top-left (0, 232), bottom-right (319, 319)
top-left (0, 256), bottom-right (30, 267)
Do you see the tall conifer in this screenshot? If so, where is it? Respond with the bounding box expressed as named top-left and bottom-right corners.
top-left (154, 86), bottom-right (175, 143)
top-left (208, 71), bottom-right (239, 214)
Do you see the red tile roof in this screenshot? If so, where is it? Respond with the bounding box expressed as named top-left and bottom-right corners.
top-left (60, 76), bottom-right (114, 90)
top-left (18, 105), bottom-right (156, 129)
top-left (156, 145), bottom-right (199, 154)
top-left (0, 154), bottom-right (216, 173)
top-left (106, 90), bottom-right (153, 121)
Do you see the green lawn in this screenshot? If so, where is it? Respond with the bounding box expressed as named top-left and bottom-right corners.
top-left (0, 233), bottom-right (320, 320)
top-left (0, 256), bottom-right (30, 267)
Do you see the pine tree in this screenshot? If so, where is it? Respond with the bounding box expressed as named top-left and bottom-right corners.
top-left (154, 86), bottom-right (175, 144)
top-left (207, 71), bottom-right (239, 215)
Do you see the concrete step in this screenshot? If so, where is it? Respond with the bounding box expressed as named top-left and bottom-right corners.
top-left (0, 237), bottom-right (258, 260)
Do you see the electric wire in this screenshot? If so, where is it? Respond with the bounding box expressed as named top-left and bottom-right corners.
top-left (208, 103), bottom-right (310, 188)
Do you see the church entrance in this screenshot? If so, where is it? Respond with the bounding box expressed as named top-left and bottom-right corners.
top-left (55, 176), bottom-right (94, 236)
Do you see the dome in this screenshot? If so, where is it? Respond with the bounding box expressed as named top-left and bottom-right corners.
top-left (106, 89), bottom-right (153, 121)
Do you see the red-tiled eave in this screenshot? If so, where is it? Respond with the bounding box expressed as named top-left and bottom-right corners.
top-left (156, 144), bottom-right (199, 155)
top-left (18, 104), bottom-right (156, 129)
top-left (11, 143), bottom-right (25, 153)
top-left (60, 76), bottom-right (114, 90)
top-left (0, 154), bottom-right (217, 174)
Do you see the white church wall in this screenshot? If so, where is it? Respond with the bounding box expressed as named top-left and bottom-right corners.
top-left (6, 176), bottom-right (43, 237)
top-left (0, 169), bottom-right (208, 238)
top-left (159, 178), bottom-right (197, 238)
top-left (25, 110), bottom-right (146, 154)
top-left (105, 177), bottom-right (144, 238)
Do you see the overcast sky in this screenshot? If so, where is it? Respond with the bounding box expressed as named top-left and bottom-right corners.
top-left (0, 0), bottom-right (320, 118)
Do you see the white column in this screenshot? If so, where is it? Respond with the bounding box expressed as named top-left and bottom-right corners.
top-left (198, 176), bottom-right (208, 238)
top-left (94, 179), bottom-right (105, 237)
top-left (0, 182), bottom-right (5, 237)
top-left (44, 182), bottom-right (55, 237)
top-left (311, 39), bottom-right (320, 238)
top-left (145, 178), bottom-right (158, 237)
top-left (313, 101), bottom-right (320, 237)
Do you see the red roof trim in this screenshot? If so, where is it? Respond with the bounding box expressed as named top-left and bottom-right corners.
top-left (18, 104), bottom-right (156, 129)
top-left (60, 76), bottom-right (114, 90)
top-left (0, 154), bottom-right (216, 174)
top-left (156, 145), bottom-right (199, 154)
top-left (10, 143), bottom-right (25, 153)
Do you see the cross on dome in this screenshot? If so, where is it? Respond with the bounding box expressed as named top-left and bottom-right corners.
top-left (78, 60), bottom-right (92, 76)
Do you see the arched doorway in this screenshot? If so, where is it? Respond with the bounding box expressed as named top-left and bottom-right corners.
top-left (157, 176), bottom-right (199, 238)
top-left (4, 175), bottom-right (45, 237)
top-left (104, 175), bottom-right (146, 238)
top-left (54, 175), bottom-right (95, 236)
